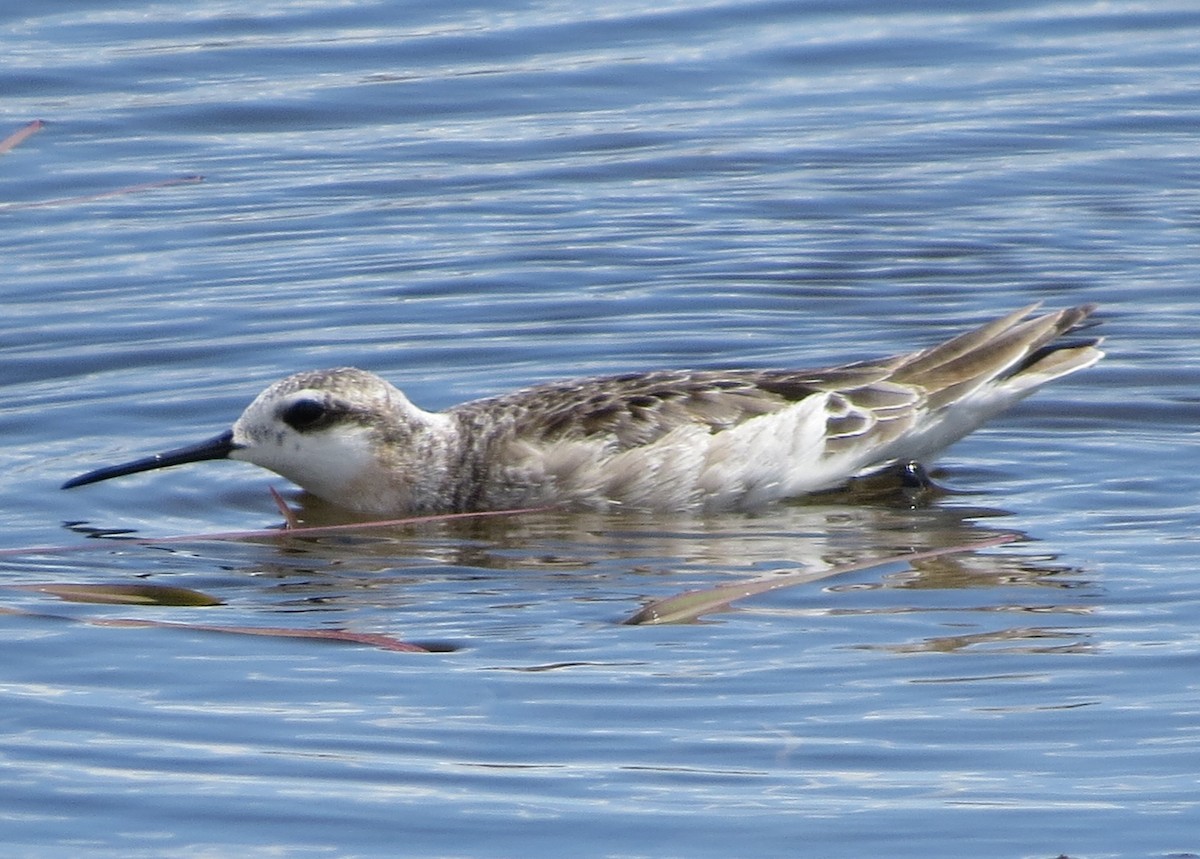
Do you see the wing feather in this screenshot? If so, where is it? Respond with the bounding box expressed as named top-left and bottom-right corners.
top-left (452, 305), bottom-right (1101, 481)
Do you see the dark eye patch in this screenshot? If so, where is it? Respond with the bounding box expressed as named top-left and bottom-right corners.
top-left (280, 397), bottom-right (334, 432)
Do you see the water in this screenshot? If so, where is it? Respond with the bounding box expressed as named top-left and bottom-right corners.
top-left (2, 1), bottom-right (1199, 856)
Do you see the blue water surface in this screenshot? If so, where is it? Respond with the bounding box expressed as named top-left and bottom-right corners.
top-left (2, 1), bottom-right (1199, 857)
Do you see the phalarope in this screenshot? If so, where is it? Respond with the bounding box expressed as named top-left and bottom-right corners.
top-left (63, 304), bottom-right (1102, 515)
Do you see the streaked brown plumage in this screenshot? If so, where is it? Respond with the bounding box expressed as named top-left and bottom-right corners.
top-left (63, 304), bottom-right (1103, 515)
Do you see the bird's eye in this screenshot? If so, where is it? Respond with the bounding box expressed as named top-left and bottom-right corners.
top-left (280, 398), bottom-right (329, 431)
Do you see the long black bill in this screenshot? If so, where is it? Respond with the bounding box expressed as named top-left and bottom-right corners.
top-left (62, 429), bottom-right (240, 490)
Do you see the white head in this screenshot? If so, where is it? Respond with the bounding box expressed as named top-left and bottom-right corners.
top-left (228, 368), bottom-right (417, 503)
top-left (63, 368), bottom-right (453, 514)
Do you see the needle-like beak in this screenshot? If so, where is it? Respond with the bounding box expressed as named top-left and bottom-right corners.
top-left (61, 429), bottom-right (241, 490)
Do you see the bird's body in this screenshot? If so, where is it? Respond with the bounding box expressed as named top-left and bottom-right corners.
top-left (63, 304), bottom-right (1103, 516)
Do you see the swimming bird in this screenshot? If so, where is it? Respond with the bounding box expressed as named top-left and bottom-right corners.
top-left (63, 304), bottom-right (1102, 516)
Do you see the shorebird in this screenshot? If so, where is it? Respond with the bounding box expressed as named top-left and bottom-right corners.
top-left (63, 304), bottom-right (1102, 516)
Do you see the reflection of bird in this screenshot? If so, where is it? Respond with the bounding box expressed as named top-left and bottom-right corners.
top-left (64, 304), bottom-right (1102, 516)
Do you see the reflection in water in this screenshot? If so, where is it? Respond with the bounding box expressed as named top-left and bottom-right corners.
top-left (192, 490), bottom-right (1082, 618)
top-left (37, 472), bottom-right (1097, 650)
top-left (880, 624), bottom-right (1095, 655)
top-left (256, 470), bottom-right (1023, 573)
top-left (242, 494), bottom-right (1007, 571)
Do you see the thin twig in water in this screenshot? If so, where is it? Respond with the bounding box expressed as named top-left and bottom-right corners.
top-left (0, 174), bottom-right (204, 211)
top-left (92, 617), bottom-right (432, 652)
top-left (0, 119), bottom-right (45, 154)
top-left (622, 532), bottom-right (1022, 625)
top-left (0, 505), bottom-right (556, 557)
top-left (0, 605), bottom-right (430, 652)
top-left (268, 487), bottom-right (300, 529)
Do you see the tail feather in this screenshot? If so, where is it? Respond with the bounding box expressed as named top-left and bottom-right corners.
top-left (892, 302), bottom-right (1041, 379)
top-left (997, 304), bottom-right (1103, 390)
top-left (845, 303), bottom-right (1104, 474)
top-left (892, 304), bottom-right (1102, 409)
